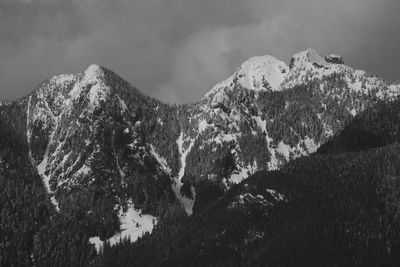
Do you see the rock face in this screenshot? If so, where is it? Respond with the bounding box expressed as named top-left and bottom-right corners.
top-left (325, 54), bottom-right (344, 64)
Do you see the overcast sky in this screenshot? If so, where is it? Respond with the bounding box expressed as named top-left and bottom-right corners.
top-left (0, 0), bottom-right (399, 103)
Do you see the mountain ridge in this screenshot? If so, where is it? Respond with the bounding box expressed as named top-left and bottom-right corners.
top-left (107, 96), bottom-right (400, 266)
top-left (21, 48), bottom-right (400, 216)
top-left (2, 48), bottom-right (400, 265)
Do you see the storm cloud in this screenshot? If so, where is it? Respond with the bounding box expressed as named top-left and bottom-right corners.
top-left (0, 0), bottom-right (399, 103)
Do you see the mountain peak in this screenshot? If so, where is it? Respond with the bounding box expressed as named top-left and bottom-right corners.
top-left (65, 64), bottom-right (110, 110)
top-left (290, 48), bottom-right (327, 69)
top-left (85, 63), bottom-right (103, 72)
top-left (85, 64), bottom-right (104, 74)
top-left (204, 54), bottom-right (289, 101)
top-left (82, 64), bottom-right (106, 84)
top-left (235, 55), bottom-right (289, 91)
top-left (289, 48), bottom-right (346, 70)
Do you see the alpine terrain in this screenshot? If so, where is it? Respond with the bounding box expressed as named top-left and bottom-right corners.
top-left (2, 48), bottom-right (400, 266)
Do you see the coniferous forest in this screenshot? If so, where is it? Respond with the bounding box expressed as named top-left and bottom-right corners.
top-left (2, 49), bottom-right (400, 267)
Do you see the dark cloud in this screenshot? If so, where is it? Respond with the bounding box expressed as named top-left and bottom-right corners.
top-left (0, 0), bottom-right (87, 47)
top-left (0, 0), bottom-right (399, 103)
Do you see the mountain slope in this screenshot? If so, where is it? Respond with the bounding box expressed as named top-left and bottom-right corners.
top-left (2, 48), bottom-right (400, 265)
top-left (24, 49), bottom-right (400, 217)
top-left (318, 99), bottom-right (400, 154)
top-left (24, 64), bottom-right (181, 252)
top-left (179, 48), bottom-right (400, 211)
top-left (105, 97), bottom-right (400, 267)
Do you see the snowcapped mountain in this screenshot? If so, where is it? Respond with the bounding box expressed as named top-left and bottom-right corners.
top-left (24, 64), bottom-right (178, 251)
top-left (24, 48), bottom-right (400, 219)
top-left (3, 48), bottom-right (400, 263)
top-left (186, 48), bottom-right (400, 193)
top-left (206, 54), bottom-right (289, 97)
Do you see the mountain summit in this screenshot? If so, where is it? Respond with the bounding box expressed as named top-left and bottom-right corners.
top-left (206, 54), bottom-right (289, 97)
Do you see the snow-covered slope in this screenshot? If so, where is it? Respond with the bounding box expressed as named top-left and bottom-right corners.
top-left (19, 48), bottom-right (400, 251)
top-left (89, 200), bottom-right (157, 252)
top-left (187, 48), bottom-right (400, 188)
top-left (205, 55), bottom-right (289, 108)
top-left (68, 64), bottom-right (111, 112)
top-left (24, 64), bottom-right (175, 249)
top-left (206, 55), bottom-right (289, 95)
top-left (284, 48), bottom-right (399, 100)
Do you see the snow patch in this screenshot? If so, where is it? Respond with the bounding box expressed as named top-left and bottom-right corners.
top-left (198, 119), bottom-right (208, 133)
top-left (88, 237), bottom-right (103, 253)
top-left (89, 200), bottom-right (157, 253)
top-left (276, 141), bottom-right (291, 161)
top-left (236, 55), bottom-right (289, 91)
top-left (150, 145), bottom-right (171, 175)
top-left (230, 161), bottom-right (258, 184)
top-left (88, 83), bottom-right (110, 109)
top-left (68, 64), bottom-right (110, 111)
top-left (26, 96), bottom-right (34, 165)
top-left (204, 76), bottom-right (233, 99)
top-left (208, 132), bottom-right (238, 146)
top-left (50, 74), bottom-right (76, 85)
top-left (75, 164), bottom-right (91, 177)
top-left (204, 55), bottom-right (288, 105)
top-left (37, 119), bottom-right (60, 212)
top-left (118, 97), bottom-right (127, 113)
top-left (267, 148), bottom-right (279, 171)
top-left (254, 116), bottom-right (266, 133)
top-left (266, 189), bottom-right (286, 202)
top-left (229, 193), bottom-right (271, 211)
top-left (267, 137), bottom-right (319, 171)
top-left (173, 132), bottom-right (195, 215)
top-left (354, 70), bottom-right (366, 77)
top-left (303, 137), bottom-right (318, 154)
top-left (291, 48), bottom-right (327, 68)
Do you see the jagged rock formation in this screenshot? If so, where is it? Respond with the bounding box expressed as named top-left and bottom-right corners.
top-left (325, 54), bottom-right (344, 64)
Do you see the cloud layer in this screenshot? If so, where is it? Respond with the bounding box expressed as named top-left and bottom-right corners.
top-left (0, 0), bottom-right (399, 103)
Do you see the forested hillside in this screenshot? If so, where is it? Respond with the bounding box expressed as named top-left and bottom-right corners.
top-left (102, 97), bottom-right (400, 266)
top-left (2, 48), bottom-right (400, 266)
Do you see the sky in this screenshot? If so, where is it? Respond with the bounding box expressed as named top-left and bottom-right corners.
top-left (0, 0), bottom-right (399, 104)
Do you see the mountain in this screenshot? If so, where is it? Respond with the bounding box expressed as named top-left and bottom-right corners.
top-left (177, 48), bottom-right (400, 211)
top-left (102, 93), bottom-right (400, 267)
top-left (1, 48), bottom-right (400, 266)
